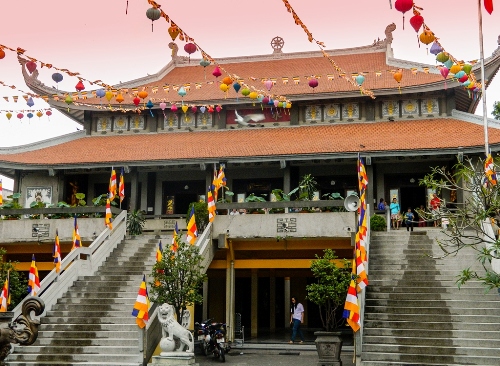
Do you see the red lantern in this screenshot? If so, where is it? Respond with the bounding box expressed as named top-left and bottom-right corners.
top-left (409, 14), bottom-right (423, 33)
top-left (0, 48), bottom-right (5, 59)
top-left (212, 66), bottom-right (222, 79)
top-left (459, 75), bottom-right (469, 83)
top-left (184, 43), bottom-right (196, 62)
top-left (26, 61), bottom-right (37, 74)
top-left (75, 80), bottom-right (85, 92)
top-left (394, 0), bottom-right (414, 29)
top-left (133, 97), bottom-right (140, 106)
top-left (46, 110), bottom-right (52, 117)
top-left (17, 113), bottom-right (24, 120)
top-left (208, 106), bottom-right (214, 113)
top-left (308, 78), bottom-right (319, 91)
top-left (191, 106), bottom-right (197, 113)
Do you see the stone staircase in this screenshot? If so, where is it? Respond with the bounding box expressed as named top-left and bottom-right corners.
top-left (362, 230), bottom-right (500, 366)
top-left (6, 235), bottom-right (161, 366)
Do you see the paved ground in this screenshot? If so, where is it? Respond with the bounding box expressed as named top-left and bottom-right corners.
top-left (195, 349), bottom-right (355, 365)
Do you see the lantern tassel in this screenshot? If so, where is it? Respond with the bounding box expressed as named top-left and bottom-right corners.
top-left (150, 110), bottom-right (154, 117)
top-left (151, 21), bottom-right (154, 32)
top-left (402, 15), bottom-right (405, 30)
top-left (126, 0), bottom-right (128, 14)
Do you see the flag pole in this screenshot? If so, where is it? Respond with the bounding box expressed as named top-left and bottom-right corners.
top-left (478, 0), bottom-right (489, 155)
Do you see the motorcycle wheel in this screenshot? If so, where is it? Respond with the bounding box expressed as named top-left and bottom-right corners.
top-left (219, 348), bottom-right (225, 362)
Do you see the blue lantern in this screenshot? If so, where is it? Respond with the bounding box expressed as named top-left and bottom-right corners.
top-left (26, 97), bottom-right (35, 107)
top-left (355, 75), bottom-right (365, 86)
top-left (146, 100), bottom-right (154, 117)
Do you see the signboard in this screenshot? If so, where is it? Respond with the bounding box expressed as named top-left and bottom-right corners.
top-left (32, 223), bottom-right (50, 238)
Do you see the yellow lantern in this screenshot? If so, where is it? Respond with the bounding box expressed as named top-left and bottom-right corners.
top-left (419, 29), bottom-right (435, 45)
top-left (181, 105), bottom-right (188, 113)
top-left (168, 26), bottom-right (180, 41)
top-left (5, 112), bottom-right (12, 120)
top-left (105, 91), bottom-right (114, 102)
top-left (449, 64), bottom-right (462, 75)
top-left (249, 91), bottom-right (258, 100)
top-left (286, 102), bottom-right (292, 109)
top-left (36, 111), bottom-right (43, 118)
top-left (219, 84), bottom-right (229, 92)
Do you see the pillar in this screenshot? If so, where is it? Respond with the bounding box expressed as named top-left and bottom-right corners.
top-left (128, 170), bottom-right (139, 211)
top-left (284, 276), bottom-right (290, 327)
top-left (269, 270), bottom-right (276, 333)
top-left (251, 269), bottom-right (258, 338)
top-left (225, 260), bottom-right (235, 341)
top-left (203, 279), bottom-right (208, 320)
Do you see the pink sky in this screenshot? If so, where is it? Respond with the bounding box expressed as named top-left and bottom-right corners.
top-left (0, 0), bottom-right (499, 188)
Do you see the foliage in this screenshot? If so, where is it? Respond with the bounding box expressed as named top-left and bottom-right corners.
top-left (74, 192), bottom-right (86, 207)
top-left (1, 193), bottom-right (22, 219)
top-left (306, 249), bottom-right (351, 331)
top-left (0, 247), bottom-right (27, 310)
top-left (322, 192), bottom-right (346, 212)
top-left (127, 210), bottom-right (145, 236)
top-left (370, 215), bottom-right (386, 231)
top-left (92, 193), bottom-right (118, 207)
top-left (493, 101), bottom-right (500, 120)
top-left (216, 190), bottom-right (234, 203)
top-left (187, 201), bottom-right (209, 232)
top-left (418, 157), bottom-right (500, 291)
top-left (290, 174), bottom-right (318, 201)
top-left (245, 193), bottom-right (267, 213)
top-left (150, 240), bottom-right (207, 324)
top-left (271, 189), bottom-right (291, 202)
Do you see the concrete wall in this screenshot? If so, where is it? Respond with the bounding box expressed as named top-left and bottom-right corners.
top-left (213, 212), bottom-right (356, 239)
top-left (17, 173), bottom-right (60, 207)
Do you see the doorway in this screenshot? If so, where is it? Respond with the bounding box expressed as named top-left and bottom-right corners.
top-left (400, 186), bottom-right (426, 214)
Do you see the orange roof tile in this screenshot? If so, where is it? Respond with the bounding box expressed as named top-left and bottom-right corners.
top-left (0, 119), bottom-right (498, 166)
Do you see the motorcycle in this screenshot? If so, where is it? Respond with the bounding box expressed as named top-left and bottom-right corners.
top-left (195, 319), bottom-right (230, 362)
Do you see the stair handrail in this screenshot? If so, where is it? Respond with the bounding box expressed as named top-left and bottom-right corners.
top-left (11, 210), bottom-right (128, 319)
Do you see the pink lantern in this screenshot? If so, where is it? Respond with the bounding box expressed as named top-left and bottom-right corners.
top-left (308, 78), bottom-right (319, 91)
top-left (394, 0), bottom-right (414, 29)
top-left (262, 96), bottom-right (270, 105)
top-left (440, 67), bottom-right (449, 90)
top-left (212, 66), bottom-right (222, 79)
top-left (191, 106), bottom-right (197, 113)
top-left (159, 102), bottom-right (167, 117)
top-left (264, 80), bottom-right (273, 91)
top-left (46, 110), bottom-right (52, 117)
top-left (215, 105), bottom-right (222, 113)
top-left (171, 104), bottom-right (178, 112)
top-left (184, 43), bottom-right (197, 62)
top-left (17, 113), bottom-right (24, 120)
top-left (274, 100), bottom-right (279, 107)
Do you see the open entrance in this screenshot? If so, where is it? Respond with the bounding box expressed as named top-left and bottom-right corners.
top-left (400, 186), bottom-right (426, 213)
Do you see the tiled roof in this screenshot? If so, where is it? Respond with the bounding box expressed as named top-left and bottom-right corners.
top-left (81, 51), bottom-right (444, 106)
top-left (1, 118), bottom-right (499, 166)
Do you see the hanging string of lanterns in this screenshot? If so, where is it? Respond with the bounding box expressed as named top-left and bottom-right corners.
top-left (280, 0), bottom-right (375, 99)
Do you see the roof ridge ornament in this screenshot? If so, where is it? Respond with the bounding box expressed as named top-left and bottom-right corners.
top-left (385, 23), bottom-right (396, 44)
top-left (169, 42), bottom-right (189, 63)
top-left (271, 36), bottom-right (284, 54)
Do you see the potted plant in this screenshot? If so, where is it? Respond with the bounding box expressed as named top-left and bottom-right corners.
top-left (306, 249), bottom-right (351, 365)
top-left (127, 209), bottom-right (145, 237)
top-left (269, 189), bottom-right (289, 214)
top-left (321, 192), bottom-right (345, 212)
top-left (244, 193), bottom-right (267, 214)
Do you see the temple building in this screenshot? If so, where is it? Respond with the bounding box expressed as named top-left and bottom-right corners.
top-left (1, 23), bottom-right (500, 337)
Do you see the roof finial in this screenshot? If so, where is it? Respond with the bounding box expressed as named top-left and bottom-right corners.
top-left (271, 36), bottom-right (284, 54)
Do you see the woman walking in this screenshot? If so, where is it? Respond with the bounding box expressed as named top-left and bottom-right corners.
top-left (289, 296), bottom-right (305, 344)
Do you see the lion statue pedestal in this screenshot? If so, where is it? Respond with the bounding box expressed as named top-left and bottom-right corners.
top-left (150, 303), bottom-right (198, 366)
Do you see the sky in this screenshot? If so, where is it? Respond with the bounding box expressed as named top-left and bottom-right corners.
top-left (0, 0), bottom-right (499, 190)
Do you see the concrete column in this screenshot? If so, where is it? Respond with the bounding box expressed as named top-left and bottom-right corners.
top-left (154, 174), bottom-right (163, 217)
top-left (128, 170), bottom-right (139, 211)
top-left (366, 164), bottom-right (375, 210)
top-left (203, 279), bottom-right (208, 320)
top-left (270, 270), bottom-right (276, 333)
top-left (284, 276), bottom-right (290, 327)
top-left (225, 260), bottom-right (235, 341)
top-left (283, 166), bottom-right (291, 193)
top-left (251, 269), bottom-right (258, 338)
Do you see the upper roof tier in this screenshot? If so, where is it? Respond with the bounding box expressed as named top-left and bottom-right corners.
top-left (19, 24), bottom-right (500, 125)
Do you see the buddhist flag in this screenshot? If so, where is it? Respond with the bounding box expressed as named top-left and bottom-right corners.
top-left (211, 166), bottom-right (220, 202)
top-left (0, 179), bottom-right (2, 206)
top-left (207, 188), bottom-right (216, 223)
top-left (132, 274), bottom-right (150, 328)
top-left (53, 229), bottom-right (61, 273)
top-left (0, 272), bottom-right (10, 312)
top-left (156, 241), bottom-right (163, 262)
top-left (171, 222), bottom-right (179, 251)
top-left (186, 207), bottom-right (198, 245)
top-left (28, 255), bottom-right (40, 296)
top-left (343, 260), bottom-right (361, 332)
top-left (109, 167), bottom-right (117, 201)
top-left (105, 198), bottom-right (113, 230)
top-left (356, 156), bottom-right (369, 290)
top-left (119, 167), bottom-right (125, 203)
top-left (72, 216), bottom-right (81, 251)
top-left (485, 0), bottom-right (493, 14)
top-left (485, 154), bottom-right (497, 186)
top-left (217, 165), bottom-right (227, 188)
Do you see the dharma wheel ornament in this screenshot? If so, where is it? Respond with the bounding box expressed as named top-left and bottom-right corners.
top-left (146, 7), bottom-right (161, 32)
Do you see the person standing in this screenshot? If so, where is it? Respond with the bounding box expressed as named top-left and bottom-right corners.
top-left (430, 193), bottom-right (441, 227)
top-left (289, 296), bottom-right (305, 344)
top-left (377, 198), bottom-right (386, 211)
top-left (390, 198), bottom-right (401, 229)
top-left (404, 207), bottom-right (415, 232)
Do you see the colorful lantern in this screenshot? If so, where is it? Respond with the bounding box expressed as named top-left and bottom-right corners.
top-left (184, 43), bottom-right (197, 62)
top-left (115, 93), bottom-right (124, 103)
top-left (5, 112), bottom-right (12, 120)
top-left (207, 106), bottom-right (214, 113)
top-left (429, 41), bottom-right (443, 55)
top-left (17, 113), bottom-right (23, 121)
top-left (133, 97), bottom-right (140, 106)
top-left (440, 66), bottom-right (449, 89)
top-left (200, 106), bottom-right (206, 113)
top-left (177, 86), bottom-right (187, 98)
top-left (355, 75), bottom-right (365, 86)
top-left (27, 97), bottom-right (34, 107)
top-left (36, 111), bottom-right (43, 119)
top-left (146, 7), bottom-right (161, 32)
top-left (138, 90), bottom-right (148, 100)
top-left (168, 25), bottom-right (180, 41)
top-left (394, 0), bottom-right (414, 29)
top-left (249, 91), bottom-right (258, 100)
top-left (216, 105), bottom-right (222, 113)
top-left (262, 96), bottom-right (270, 105)
top-left (96, 89), bottom-right (106, 98)
top-left (419, 28), bottom-right (435, 46)
top-left (65, 95), bottom-right (73, 108)
top-left (105, 91), bottom-right (114, 102)
top-left (444, 59), bottom-right (453, 69)
top-left (462, 64), bottom-right (472, 75)
top-left (393, 69), bottom-right (403, 83)
top-left (454, 71), bottom-right (466, 79)
top-left (274, 100), bottom-right (279, 107)
top-left (286, 102), bottom-right (292, 109)
top-left (46, 110), bottom-right (52, 117)
top-left (409, 13), bottom-right (424, 33)
top-left (212, 66), bottom-right (222, 79)
top-left (0, 49), bottom-right (5, 59)
top-left (200, 59), bottom-right (210, 79)
top-left (241, 88), bottom-right (250, 97)
top-left (308, 78), bottom-right (319, 91)
top-left (191, 106), bottom-right (197, 113)
top-left (458, 74), bottom-right (469, 83)
top-left (449, 64), bottom-right (462, 75)
top-left (75, 80), bottom-right (85, 92)
top-left (436, 52), bottom-right (449, 63)
top-left (181, 105), bottom-right (188, 114)
top-left (171, 104), bottom-right (178, 112)
top-left (264, 80), bottom-right (273, 91)
top-left (219, 83), bottom-right (229, 92)
top-left (221, 76), bottom-right (232, 86)
top-left (146, 100), bottom-right (154, 116)
top-left (26, 61), bottom-right (37, 74)
top-left (52, 73), bottom-right (63, 88)
top-left (27, 112), bottom-right (33, 121)
top-left (233, 82), bottom-right (241, 94)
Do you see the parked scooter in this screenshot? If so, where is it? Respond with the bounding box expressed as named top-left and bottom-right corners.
top-left (195, 319), bottom-right (230, 362)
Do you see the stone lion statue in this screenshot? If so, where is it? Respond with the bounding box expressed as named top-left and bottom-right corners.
top-left (157, 303), bottom-right (194, 353)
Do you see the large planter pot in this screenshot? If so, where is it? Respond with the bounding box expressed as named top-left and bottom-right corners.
top-left (314, 331), bottom-right (343, 366)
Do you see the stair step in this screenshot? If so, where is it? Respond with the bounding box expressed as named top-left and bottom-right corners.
top-left (365, 299), bottom-right (500, 308)
top-left (363, 335), bottom-right (500, 348)
top-left (46, 310), bottom-right (135, 317)
top-left (37, 330), bottom-right (137, 339)
top-left (364, 320), bottom-right (500, 331)
top-left (362, 343), bottom-right (500, 357)
top-left (362, 327), bottom-right (500, 339)
top-left (39, 324), bottom-right (138, 332)
top-left (7, 353), bottom-right (142, 363)
top-left (361, 351), bottom-right (500, 365)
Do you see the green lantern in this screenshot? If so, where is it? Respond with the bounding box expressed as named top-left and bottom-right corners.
top-left (462, 64), bottom-right (472, 75)
top-left (436, 52), bottom-right (449, 64)
top-left (241, 88), bottom-right (251, 97)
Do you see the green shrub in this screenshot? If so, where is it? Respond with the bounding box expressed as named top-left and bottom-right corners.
top-left (370, 214), bottom-right (386, 231)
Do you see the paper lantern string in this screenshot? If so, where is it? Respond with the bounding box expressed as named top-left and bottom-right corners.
top-left (280, 0), bottom-right (375, 99)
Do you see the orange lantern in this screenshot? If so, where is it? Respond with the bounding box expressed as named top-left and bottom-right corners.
top-left (419, 28), bottom-right (435, 46)
top-left (393, 69), bottom-right (403, 83)
top-left (116, 93), bottom-right (124, 103)
top-left (168, 25), bottom-right (180, 41)
top-left (222, 76), bottom-right (233, 86)
top-left (138, 90), bottom-right (148, 100)
top-left (0, 48), bottom-right (5, 59)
